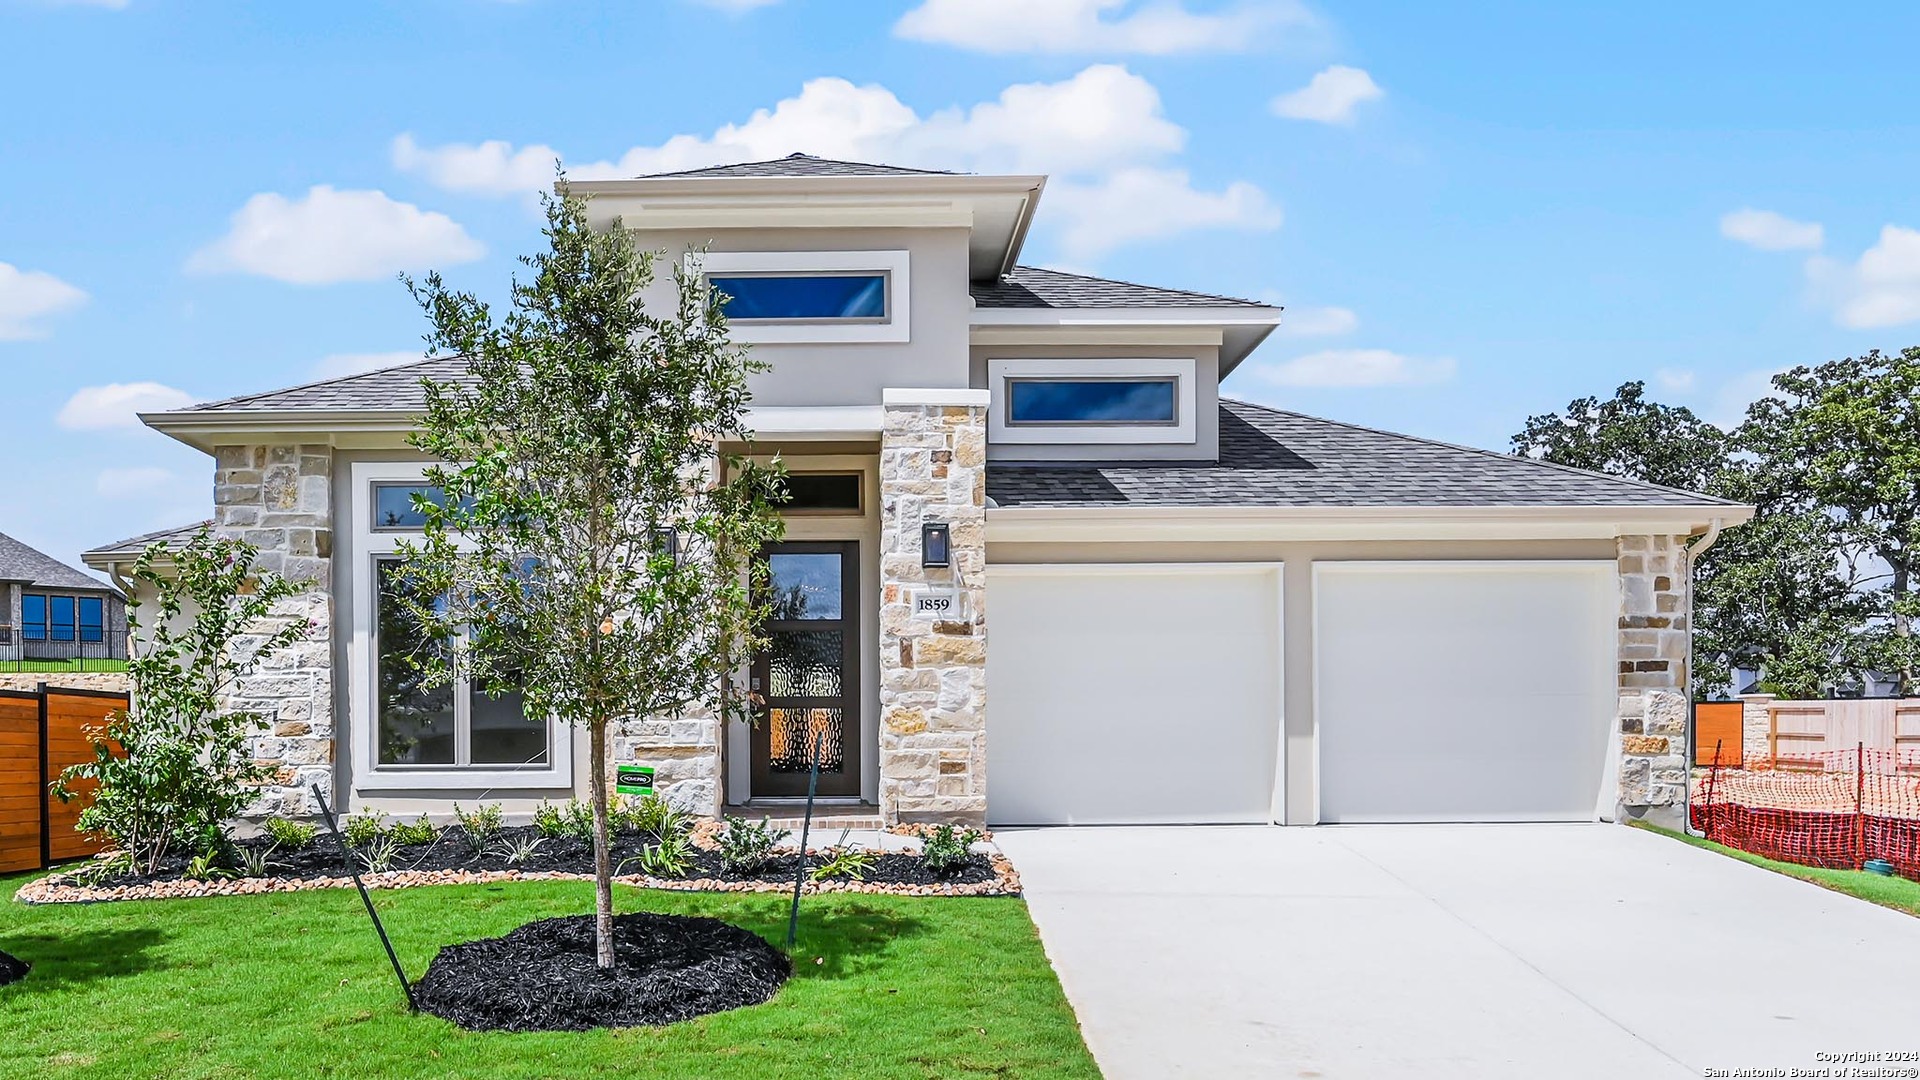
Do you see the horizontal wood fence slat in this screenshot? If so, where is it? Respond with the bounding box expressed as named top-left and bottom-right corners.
top-left (0, 683), bottom-right (126, 873)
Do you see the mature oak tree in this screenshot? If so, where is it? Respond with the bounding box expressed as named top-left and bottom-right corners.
top-left (396, 185), bottom-right (785, 968)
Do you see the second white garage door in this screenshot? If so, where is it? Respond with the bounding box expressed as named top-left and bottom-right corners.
top-left (1314, 561), bottom-right (1616, 823)
top-left (986, 564), bottom-right (1283, 826)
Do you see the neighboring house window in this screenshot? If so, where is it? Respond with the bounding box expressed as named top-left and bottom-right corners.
top-left (77, 597), bottom-right (104, 643)
top-left (689, 250), bottom-right (910, 344)
top-left (21, 595), bottom-right (46, 640)
top-left (349, 461), bottom-right (571, 791)
top-left (48, 596), bottom-right (75, 641)
top-left (988, 358), bottom-right (1199, 446)
top-left (709, 273), bottom-right (887, 322)
top-left (1006, 378), bottom-right (1178, 426)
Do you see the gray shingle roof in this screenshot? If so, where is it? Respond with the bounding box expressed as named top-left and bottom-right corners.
top-left (637, 153), bottom-right (959, 180)
top-left (985, 399), bottom-right (1741, 509)
top-left (179, 355), bottom-right (469, 413)
top-left (972, 266), bottom-right (1271, 309)
top-left (0, 532), bottom-right (114, 590)
top-left (84, 521), bottom-right (213, 560)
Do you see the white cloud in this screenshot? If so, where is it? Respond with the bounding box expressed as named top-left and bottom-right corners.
top-left (0, 262), bottom-right (89, 340)
top-left (1274, 304), bottom-right (1358, 336)
top-left (1251, 348), bottom-right (1455, 388)
top-left (395, 66), bottom-right (1271, 259)
top-left (1653, 368), bottom-right (1696, 394)
top-left (1271, 65), bottom-right (1384, 125)
top-left (893, 0), bottom-right (1303, 54)
top-left (57, 382), bottom-right (195, 431)
top-left (312, 350), bottom-right (425, 380)
top-left (1047, 168), bottom-right (1280, 259)
top-left (1806, 224), bottom-right (1920, 329)
top-left (1719, 208), bottom-right (1824, 252)
top-left (187, 186), bottom-right (485, 284)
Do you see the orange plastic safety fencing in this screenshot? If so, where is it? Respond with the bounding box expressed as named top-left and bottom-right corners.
top-left (1691, 745), bottom-right (1920, 880)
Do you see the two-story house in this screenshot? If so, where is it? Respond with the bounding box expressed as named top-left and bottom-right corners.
top-left (129, 154), bottom-right (1748, 830)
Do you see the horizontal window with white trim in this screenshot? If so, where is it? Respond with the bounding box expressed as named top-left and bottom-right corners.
top-left (988, 358), bottom-right (1197, 445)
top-left (689, 250), bottom-right (910, 344)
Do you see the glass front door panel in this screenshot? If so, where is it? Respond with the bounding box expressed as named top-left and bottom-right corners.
top-left (766, 552), bottom-right (843, 620)
top-left (753, 542), bottom-right (859, 797)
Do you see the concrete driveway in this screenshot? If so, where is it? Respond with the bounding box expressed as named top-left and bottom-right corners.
top-left (997, 824), bottom-right (1920, 1080)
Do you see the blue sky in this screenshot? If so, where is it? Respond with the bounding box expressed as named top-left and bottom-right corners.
top-left (4, 1), bottom-right (1920, 570)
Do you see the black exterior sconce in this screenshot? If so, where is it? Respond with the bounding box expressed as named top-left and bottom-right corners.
top-left (921, 522), bottom-right (951, 568)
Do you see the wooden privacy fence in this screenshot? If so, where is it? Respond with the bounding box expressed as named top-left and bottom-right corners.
top-left (1769, 698), bottom-right (1920, 769)
top-left (0, 684), bottom-right (126, 873)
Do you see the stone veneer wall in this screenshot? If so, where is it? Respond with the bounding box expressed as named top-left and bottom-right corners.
top-left (0, 672), bottom-right (131, 694)
top-left (613, 701), bottom-right (722, 816)
top-left (212, 444), bottom-right (335, 818)
top-left (1615, 533), bottom-right (1692, 827)
top-left (1739, 693), bottom-right (1776, 768)
top-left (877, 390), bottom-right (988, 824)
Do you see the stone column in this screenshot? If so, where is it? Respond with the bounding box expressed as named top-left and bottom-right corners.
top-left (1738, 693), bottom-right (1775, 769)
top-left (1615, 534), bottom-right (1691, 827)
top-left (212, 443), bottom-right (334, 818)
top-left (877, 389), bottom-right (988, 825)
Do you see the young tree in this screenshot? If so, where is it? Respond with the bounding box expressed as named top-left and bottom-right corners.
top-left (397, 185), bottom-right (785, 969)
top-left (56, 530), bottom-right (309, 873)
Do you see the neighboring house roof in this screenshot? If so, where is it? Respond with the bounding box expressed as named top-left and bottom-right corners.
top-left (83, 521), bottom-right (213, 563)
top-left (985, 399), bottom-right (1745, 510)
top-left (0, 531), bottom-right (116, 591)
top-left (636, 153), bottom-right (959, 180)
top-left (972, 266), bottom-right (1270, 310)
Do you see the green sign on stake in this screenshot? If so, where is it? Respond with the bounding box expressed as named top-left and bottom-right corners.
top-left (615, 766), bottom-right (655, 797)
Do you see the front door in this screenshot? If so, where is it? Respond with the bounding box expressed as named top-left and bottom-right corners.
top-left (751, 541), bottom-right (861, 798)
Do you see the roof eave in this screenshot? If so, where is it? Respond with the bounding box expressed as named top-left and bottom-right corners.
top-left (139, 408), bottom-right (416, 452)
top-left (985, 502), bottom-right (1754, 544)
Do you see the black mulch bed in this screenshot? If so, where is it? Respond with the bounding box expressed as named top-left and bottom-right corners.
top-left (412, 913), bottom-right (790, 1032)
top-left (75, 824), bottom-right (995, 889)
top-left (0, 949), bottom-right (27, 987)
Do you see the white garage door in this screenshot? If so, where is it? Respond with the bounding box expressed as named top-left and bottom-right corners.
top-left (987, 565), bottom-right (1283, 825)
top-left (1315, 562), bottom-right (1615, 823)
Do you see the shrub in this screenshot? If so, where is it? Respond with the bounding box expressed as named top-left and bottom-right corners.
top-left (629, 794), bottom-right (691, 842)
top-left (53, 530), bottom-right (311, 874)
top-left (810, 830), bottom-right (876, 883)
top-left (632, 831), bottom-right (696, 878)
top-left (234, 844), bottom-right (277, 878)
top-left (389, 815), bottom-right (438, 847)
top-left (357, 836), bottom-right (400, 873)
top-left (343, 812), bottom-right (387, 849)
top-left (453, 803), bottom-right (504, 853)
top-left (491, 835), bottom-right (545, 867)
top-left (716, 815), bottom-right (787, 876)
top-left (532, 801), bottom-right (567, 838)
top-left (920, 824), bottom-right (985, 875)
top-left (262, 817), bottom-right (318, 851)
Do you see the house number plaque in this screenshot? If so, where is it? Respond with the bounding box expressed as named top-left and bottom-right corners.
top-left (912, 587), bottom-right (961, 618)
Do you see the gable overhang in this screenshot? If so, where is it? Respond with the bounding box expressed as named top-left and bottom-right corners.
top-left (985, 503), bottom-right (1754, 545)
top-left (970, 306), bottom-right (1282, 371)
top-left (561, 173), bottom-right (1047, 281)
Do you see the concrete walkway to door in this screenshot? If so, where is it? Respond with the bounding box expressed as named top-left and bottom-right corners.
top-left (996, 824), bottom-right (1920, 1080)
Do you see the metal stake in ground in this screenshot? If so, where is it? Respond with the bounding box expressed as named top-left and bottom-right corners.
top-left (312, 784), bottom-right (417, 1012)
top-left (786, 725), bottom-right (823, 949)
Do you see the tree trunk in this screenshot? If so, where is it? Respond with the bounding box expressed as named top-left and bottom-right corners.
top-left (588, 717), bottom-right (615, 970)
top-left (1895, 560), bottom-right (1913, 696)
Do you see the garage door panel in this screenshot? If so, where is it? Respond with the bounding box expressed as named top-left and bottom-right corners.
top-left (988, 566), bottom-right (1282, 826)
top-left (1316, 563), bottom-right (1613, 824)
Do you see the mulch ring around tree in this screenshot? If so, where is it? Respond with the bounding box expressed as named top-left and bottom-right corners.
top-left (412, 913), bottom-right (790, 1032)
top-left (0, 949), bottom-right (28, 987)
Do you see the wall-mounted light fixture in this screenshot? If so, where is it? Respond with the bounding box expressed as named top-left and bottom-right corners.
top-left (651, 527), bottom-right (680, 565)
top-left (921, 522), bottom-right (951, 568)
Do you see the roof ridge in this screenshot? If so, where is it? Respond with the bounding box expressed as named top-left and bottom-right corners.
top-left (1221, 397), bottom-right (1740, 506)
top-left (176, 354), bottom-right (449, 412)
top-left (1008, 265), bottom-right (1271, 308)
top-left (636, 154), bottom-right (961, 179)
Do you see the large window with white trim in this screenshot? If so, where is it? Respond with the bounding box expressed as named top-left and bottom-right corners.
top-left (349, 463), bottom-right (569, 790)
top-left (709, 273), bottom-right (888, 322)
top-left (691, 249), bottom-right (910, 344)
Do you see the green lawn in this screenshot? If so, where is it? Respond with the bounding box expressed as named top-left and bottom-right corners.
top-left (1632, 821), bottom-right (1920, 918)
top-left (0, 873), bottom-right (1099, 1080)
top-left (0, 659), bottom-right (128, 674)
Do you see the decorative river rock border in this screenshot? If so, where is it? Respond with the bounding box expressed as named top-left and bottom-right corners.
top-left (14, 854), bottom-right (1022, 906)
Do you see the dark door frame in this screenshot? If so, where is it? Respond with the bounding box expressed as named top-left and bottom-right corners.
top-left (750, 540), bottom-right (862, 798)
